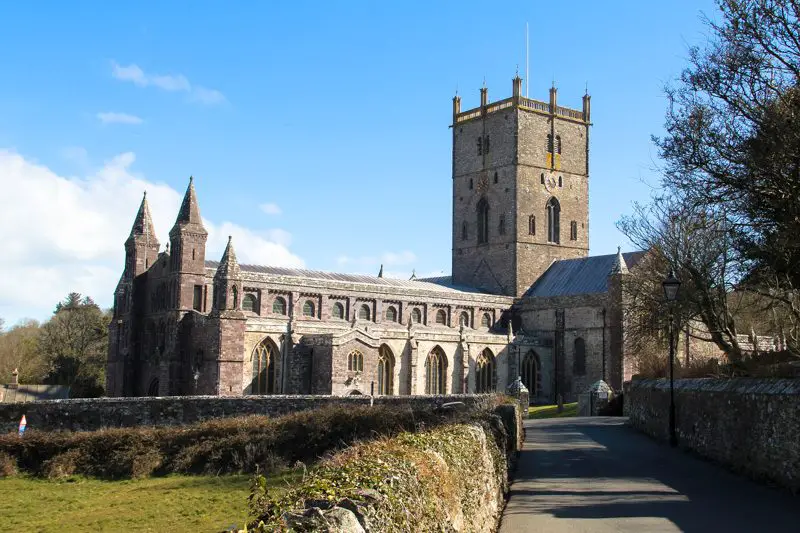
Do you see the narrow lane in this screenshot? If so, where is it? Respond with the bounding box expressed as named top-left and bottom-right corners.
top-left (498, 417), bottom-right (800, 532)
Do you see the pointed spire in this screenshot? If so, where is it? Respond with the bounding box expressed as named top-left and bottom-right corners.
top-left (129, 191), bottom-right (157, 240)
top-left (378, 264), bottom-right (384, 278)
top-left (215, 235), bottom-right (240, 278)
top-left (610, 246), bottom-right (629, 275)
top-left (409, 269), bottom-right (417, 280)
top-left (173, 176), bottom-right (204, 229)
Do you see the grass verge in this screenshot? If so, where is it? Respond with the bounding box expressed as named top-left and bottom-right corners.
top-left (0, 473), bottom-right (299, 533)
top-left (529, 402), bottom-right (578, 419)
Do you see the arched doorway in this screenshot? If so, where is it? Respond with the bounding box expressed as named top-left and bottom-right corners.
top-left (250, 337), bottom-right (278, 395)
top-left (147, 377), bottom-right (160, 397)
top-left (377, 345), bottom-right (394, 395)
top-left (425, 346), bottom-right (447, 394)
top-left (521, 350), bottom-right (541, 396)
top-left (475, 348), bottom-right (496, 393)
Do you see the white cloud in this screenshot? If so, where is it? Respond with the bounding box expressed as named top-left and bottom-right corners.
top-left (111, 61), bottom-right (225, 105)
top-left (97, 112), bottom-right (144, 125)
top-left (0, 149), bottom-right (302, 325)
top-left (336, 250), bottom-right (417, 268)
top-left (60, 146), bottom-right (88, 165)
top-left (259, 202), bottom-right (282, 216)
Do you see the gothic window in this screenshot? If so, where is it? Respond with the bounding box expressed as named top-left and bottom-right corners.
top-left (272, 296), bottom-right (287, 315)
top-left (481, 313), bottom-right (492, 328)
top-left (459, 311), bottom-right (470, 328)
top-left (385, 305), bottom-right (398, 322)
top-left (435, 309), bottom-right (447, 325)
top-left (332, 302), bottom-right (345, 319)
top-left (546, 197), bottom-right (561, 244)
top-left (411, 308), bottom-right (422, 324)
top-left (477, 137), bottom-right (483, 155)
top-left (529, 215), bottom-right (536, 235)
top-left (251, 338), bottom-right (277, 395)
top-left (232, 285), bottom-right (239, 309)
top-left (521, 350), bottom-right (541, 395)
top-left (475, 348), bottom-right (496, 393)
top-left (302, 300), bottom-right (315, 317)
top-left (574, 337), bottom-right (586, 376)
top-left (242, 293), bottom-right (258, 313)
top-left (556, 135), bottom-right (562, 154)
top-left (498, 214), bottom-right (506, 236)
top-left (348, 350), bottom-right (364, 372)
top-left (358, 304), bottom-right (371, 321)
top-left (570, 221), bottom-right (578, 241)
top-left (493, 171), bottom-right (498, 184)
top-left (462, 221), bottom-right (468, 241)
top-left (477, 197), bottom-right (489, 244)
top-left (377, 345), bottom-right (394, 395)
top-left (425, 346), bottom-right (447, 394)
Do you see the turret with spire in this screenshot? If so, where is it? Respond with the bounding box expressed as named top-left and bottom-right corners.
top-left (125, 191), bottom-right (160, 278)
top-left (170, 177), bottom-right (209, 312)
top-left (213, 236), bottom-right (243, 312)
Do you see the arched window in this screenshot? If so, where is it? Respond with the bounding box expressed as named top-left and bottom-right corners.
top-left (242, 293), bottom-right (258, 313)
top-left (476, 197), bottom-right (489, 244)
top-left (377, 345), bottom-right (394, 395)
top-left (251, 338), bottom-right (277, 395)
top-left (540, 173), bottom-right (545, 184)
top-left (411, 308), bottom-right (422, 324)
top-left (385, 306), bottom-right (397, 322)
top-left (232, 285), bottom-right (238, 309)
top-left (462, 221), bottom-right (468, 241)
top-left (459, 311), bottom-right (470, 328)
top-left (481, 313), bottom-right (491, 328)
top-left (574, 337), bottom-right (586, 376)
top-left (529, 215), bottom-right (536, 235)
top-left (358, 304), bottom-right (371, 321)
top-left (522, 350), bottom-right (541, 395)
top-left (302, 300), bottom-right (315, 317)
top-left (469, 178), bottom-right (473, 190)
top-left (558, 175), bottom-right (563, 187)
top-left (555, 135), bottom-right (562, 154)
top-left (570, 220), bottom-right (578, 241)
top-left (476, 348), bottom-right (496, 393)
top-left (498, 214), bottom-right (506, 235)
top-left (425, 347), bottom-right (447, 394)
top-left (332, 302), bottom-right (345, 319)
top-left (148, 378), bottom-right (159, 397)
top-left (348, 350), bottom-right (364, 372)
top-left (546, 134), bottom-right (554, 153)
top-left (272, 296), bottom-right (287, 315)
top-left (493, 171), bottom-right (498, 184)
top-left (435, 309), bottom-right (447, 325)
top-left (546, 197), bottom-right (561, 244)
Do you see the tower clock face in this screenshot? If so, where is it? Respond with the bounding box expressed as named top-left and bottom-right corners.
top-left (477, 174), bottom-right (489, 194)
top-left (545, 175), bottom-right (557, 192)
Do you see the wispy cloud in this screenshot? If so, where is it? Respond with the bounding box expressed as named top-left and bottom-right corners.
top-left (111, 61), bottom-right (226, 105)
top-left (336, 251), bottom-right (417, 268)
top-left (259, 202), bottom-right (282, 216)
top-left (97, 112), bottom-right (143, 125)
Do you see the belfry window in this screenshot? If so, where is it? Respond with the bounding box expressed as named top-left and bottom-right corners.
top-left (435, 309), bottom-right (447, 325)
top-left (570, 221), bottom-right (578, 241)
top-left (272, 296), bottom-right (287, 315)
top-left (477, 197), bottom-right (489, 244)
top-left (358, 304), bottom-right (371, 321)
top-left (498, 214), bottom-right (506, 236)
top-left (302, 300), bottom-right (315, 317)
top-left (332, 302), bottom-right (345, 319)
top-left (529, 215), bottom-right (536, 235)
top-left (546, 197), bottom-right (561, 244)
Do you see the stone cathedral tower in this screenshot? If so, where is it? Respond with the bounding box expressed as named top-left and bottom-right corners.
top-left (451, 76), bottom-right (592, 297)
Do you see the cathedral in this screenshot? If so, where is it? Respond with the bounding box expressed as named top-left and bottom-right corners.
top-left (105, 75), bottom-right (639, 402)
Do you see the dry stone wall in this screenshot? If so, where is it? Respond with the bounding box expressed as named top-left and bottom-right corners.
top-left (625, 378), bottom-right (800, 491)
top-left (0, 394), bottom-right (499, 434)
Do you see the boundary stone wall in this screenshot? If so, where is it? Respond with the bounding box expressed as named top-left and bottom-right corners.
top-left (0, 394), bottom-right (500, 434)
top-left (625, 378), bottom-right (800, 491)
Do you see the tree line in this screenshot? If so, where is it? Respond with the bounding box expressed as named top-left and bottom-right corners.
top-left (619, 0), bottom-right (800, 369)
top-left (0, 292), bottom-right (109, 397)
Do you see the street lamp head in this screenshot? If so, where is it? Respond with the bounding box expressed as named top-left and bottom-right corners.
top-left (663, 270), bottom-right (681, 302)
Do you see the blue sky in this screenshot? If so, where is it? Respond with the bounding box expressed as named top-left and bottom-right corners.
top-left (0, 0), bottom-right (718, 325)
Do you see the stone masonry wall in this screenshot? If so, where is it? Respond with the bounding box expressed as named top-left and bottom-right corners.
top-left (625, 378), bottom-right (800, 491)
top-left (0, 394), bottom-right (500, 434)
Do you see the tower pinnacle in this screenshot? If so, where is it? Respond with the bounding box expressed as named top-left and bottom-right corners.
top-left (128, 192), bottom-right (157, 243)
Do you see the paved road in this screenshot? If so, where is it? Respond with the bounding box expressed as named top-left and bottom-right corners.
top-left (498, 417), bottom-right (800, 532)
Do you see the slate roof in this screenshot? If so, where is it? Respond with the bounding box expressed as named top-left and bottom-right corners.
top-left (205, 261), bottom-right (494, 295)
top-left (0, 384), bottom-right (70, 403)
top-left (524, 251), bottom-right (646, 298)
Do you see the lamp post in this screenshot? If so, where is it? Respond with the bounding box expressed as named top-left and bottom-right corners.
top-left (662, 270), bottom-right (681, 448)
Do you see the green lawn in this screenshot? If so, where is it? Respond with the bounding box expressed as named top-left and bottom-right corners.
top-left (529, 402), bottom-right (578, 419)
top-left (0, 473), bottom-right (296, 533)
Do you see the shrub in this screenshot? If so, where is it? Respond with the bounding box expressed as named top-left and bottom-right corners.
top-left (0, 399), bottom-right (509, 480)
top-left (0, 451), bottom-right (17, 477)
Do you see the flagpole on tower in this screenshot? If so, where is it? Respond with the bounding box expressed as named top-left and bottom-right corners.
top-left (526, 22), bottom-right (529, 97)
